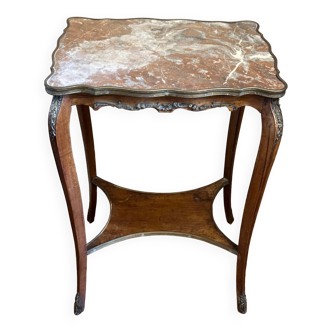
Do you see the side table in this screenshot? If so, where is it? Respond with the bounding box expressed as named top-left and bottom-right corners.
top-left (45, 17), bottom-right (287, 315)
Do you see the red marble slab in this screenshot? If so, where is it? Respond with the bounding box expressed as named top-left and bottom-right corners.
top-left (45, 18), bottom-right (287, 98)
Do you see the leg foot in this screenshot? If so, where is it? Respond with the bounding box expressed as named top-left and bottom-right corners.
top-left (74, 292), bottom-right (85, 315)
top-left (237, 292), bottom-right (247, 314)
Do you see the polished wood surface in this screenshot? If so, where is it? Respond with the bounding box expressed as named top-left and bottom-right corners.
top-left (87, 176), bottom-right (237, 254)
top-left (224, 106), bottom-right (245, 224)
top-left (77, 105), bottom-right (97, 223)
top-left (49, 92), bottom-right (283, 315)
top-left (236, 98), bottom-right (282, 313)
top-left (70, 93), bottom-right (265, 112)
top-left (49, 96), bottom-right (87, 315)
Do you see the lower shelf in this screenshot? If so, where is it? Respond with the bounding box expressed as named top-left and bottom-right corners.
top-left (87, 176), bottom-right (238, 255)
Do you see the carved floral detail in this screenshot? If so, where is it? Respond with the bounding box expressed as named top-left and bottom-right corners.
top-left (93, 100), bottom-right (237, 112)
top-left (271, 98), bottom-right (283, 144)
top-left (48, 96), bottom-right (63, 140)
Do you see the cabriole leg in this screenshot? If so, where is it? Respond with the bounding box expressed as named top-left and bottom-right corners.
top-left (224, 106), bottom-right (245, 224)
top-left (49, 96), bottom-right (87, 315)
top-left (77, 105), bottom-right (97, 223)
top-left (236, 98), bottom-right (283, 313)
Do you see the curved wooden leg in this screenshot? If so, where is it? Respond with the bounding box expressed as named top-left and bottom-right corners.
top-left (223, 106), bottom-right (245, 224)
top-left (49, 96), bottom-right (87, 315)
top-left (236, 98), bottom-right (283, 313)
top-left (77, 105), bottom-right (97, 223)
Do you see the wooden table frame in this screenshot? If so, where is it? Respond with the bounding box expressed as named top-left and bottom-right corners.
top-left (49, 92), bottom-right (283, 315)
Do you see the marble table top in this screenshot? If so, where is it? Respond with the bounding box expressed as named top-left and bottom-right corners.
top-left (45, 18), bottom-right (287, 98)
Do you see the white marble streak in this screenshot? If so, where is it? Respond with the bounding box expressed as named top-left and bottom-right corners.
top-left (47, 19), bottom-right (280, 90)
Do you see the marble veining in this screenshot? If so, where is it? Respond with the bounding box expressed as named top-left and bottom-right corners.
top-left (46, 18), bottom-right (286, 95)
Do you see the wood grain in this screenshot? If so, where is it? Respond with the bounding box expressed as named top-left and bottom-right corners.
top-left (87, 176), bottom-right (238, 255)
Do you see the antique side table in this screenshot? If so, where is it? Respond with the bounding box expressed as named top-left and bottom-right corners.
top-left (45, 17), bottom-right (287, 315)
